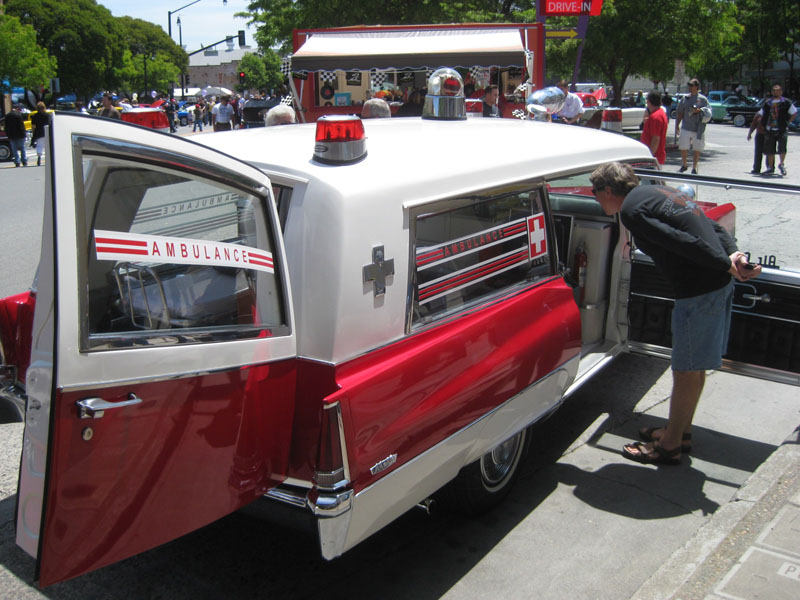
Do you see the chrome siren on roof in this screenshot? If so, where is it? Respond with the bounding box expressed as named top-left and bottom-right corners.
top-left (422, 68), bottom-right (467, 121)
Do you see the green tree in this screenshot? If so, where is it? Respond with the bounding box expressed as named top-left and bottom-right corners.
top-left (116, 16), bottom-right (187, 98)
top-left (0, 14), bottom-right (57, 100)
top-left (578, 0), bottom-right (741, 104)
top-left (7, 0), bottom-right (126, 98)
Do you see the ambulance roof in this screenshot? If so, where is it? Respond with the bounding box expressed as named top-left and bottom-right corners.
top-left (197, 117), bottom-right (653, 203)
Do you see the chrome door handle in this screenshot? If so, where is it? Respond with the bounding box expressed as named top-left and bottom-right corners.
top-left (742, 293), bottom-right (771, 304)
top-left (77, 394), bottom-right (142, 419)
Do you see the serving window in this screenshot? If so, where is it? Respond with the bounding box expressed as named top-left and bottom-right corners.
top-left (410, 186), bottom-right (553, 327)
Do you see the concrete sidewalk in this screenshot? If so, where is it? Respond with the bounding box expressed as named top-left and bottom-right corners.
top-left (633, 428), bottom-right (800, 600)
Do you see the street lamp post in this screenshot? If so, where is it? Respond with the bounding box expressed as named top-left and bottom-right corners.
top-left (168, 0), bottom-right (227, 40)
top-left (177, 16), bottom-right (185, 98)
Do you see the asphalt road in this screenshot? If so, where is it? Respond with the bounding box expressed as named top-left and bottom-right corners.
top-left (0, 121), bottom-right (798, 599)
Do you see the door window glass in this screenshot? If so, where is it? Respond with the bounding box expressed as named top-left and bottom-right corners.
top-left (77, 146), bottom-right (287, 350)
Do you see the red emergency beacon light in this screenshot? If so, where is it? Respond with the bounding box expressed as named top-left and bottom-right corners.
top-left (313, 115), bottom-right (367, 164)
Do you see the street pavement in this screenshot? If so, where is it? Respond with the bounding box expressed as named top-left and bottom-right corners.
top-left (0, 120), bottom-right (798, 599)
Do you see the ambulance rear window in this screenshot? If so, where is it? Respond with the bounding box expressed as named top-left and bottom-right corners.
top-left (75, 144), bottom-right (288, 351)
top-left (411, 187), bottom-right (553, 326)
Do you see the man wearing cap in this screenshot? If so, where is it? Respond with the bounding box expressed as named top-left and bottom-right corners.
top-left (674, 78), bottom-right (711, 174)
top-left (4, 105), bottom-right (28, 167)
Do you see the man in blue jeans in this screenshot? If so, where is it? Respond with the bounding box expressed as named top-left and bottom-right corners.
top-left (589, 162), bottom-right (762, 465)
top-left (4, 104), bottom-right (28, 167)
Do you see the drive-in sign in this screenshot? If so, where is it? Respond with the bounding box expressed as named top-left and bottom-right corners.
top-left (540, 0), bottom-right (603, 16)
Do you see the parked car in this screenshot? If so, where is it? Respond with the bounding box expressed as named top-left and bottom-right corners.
top-left (3, 70), bottom-right (799, 588)
top-left (709, 96), bottom-right (752, 122)
top-left (706, 90), bottom-right (736, 104)
top-left (575, 92), bottom-right (602, 125)
top-left (728, 97), bottom-right (767, 127)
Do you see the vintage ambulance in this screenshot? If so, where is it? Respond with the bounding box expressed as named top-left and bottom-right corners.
top-left (1, 71), bottom-right (798, 587)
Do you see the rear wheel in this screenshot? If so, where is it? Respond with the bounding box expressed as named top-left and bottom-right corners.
top-left (180, 116), bottom-right (189, 126)
top-left (437, 428), bottom-right (529, 515)
top-left (733, 114), bottom-right (746, 127)
top-left (0, 142), bottom-right (11, 162)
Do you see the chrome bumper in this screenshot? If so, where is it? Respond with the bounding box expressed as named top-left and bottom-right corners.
top-left (265, 484), bottom-right (353, 560)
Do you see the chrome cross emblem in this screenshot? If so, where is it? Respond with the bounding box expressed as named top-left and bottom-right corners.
top-left (363, 245), bottom-right (394, 297)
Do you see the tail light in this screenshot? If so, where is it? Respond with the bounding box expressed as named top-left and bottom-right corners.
top-left (314, 402), bottom-right (349, 491)
top-left (602, 108), bottom-right (622, 122)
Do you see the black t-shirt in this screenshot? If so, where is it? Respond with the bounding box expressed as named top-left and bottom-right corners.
top-left (482, 101), bottom-right (500, 117)
top-left (3, 110), bottom-right (26, 139)
top-left (621, 185), bottom-right (737, 298)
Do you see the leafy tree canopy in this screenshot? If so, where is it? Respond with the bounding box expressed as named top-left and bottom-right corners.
top-left (7, 0), bottom-right (126, 97)
top-left (238, 51), bottom-right (285, 93)
top-left (0, 14), bottom-right (57, 96)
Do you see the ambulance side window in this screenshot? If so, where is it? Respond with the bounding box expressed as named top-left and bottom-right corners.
top-left (411, 187), bottom-right (552, 326)
top-left (77, 149), bottom-right (288, 351)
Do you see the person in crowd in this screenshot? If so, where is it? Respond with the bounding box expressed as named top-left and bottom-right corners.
top-left (662, 92), bottom-right (673, 121)
top-left (98, 94), bottom-right (120, 119)
top-left (482, 84), bottom-right (500, 118)
top-left (164, 98), bottom-right (177, 133)
top-left (395, 89), bottom-right (424, 117)
top-left (747, 112), bottom-right (765, 174)
top-left (265, 105), bottom-right (297, 126)
top-left (118, 97), bottom-right (133, 112)
top-left (757, 83), bottom-right (797, 176)
top-left (30, 101), bottom-right (52, 167)
top-left (193, 101), bottom-right (205, 132)
top-left (640, 91), bottom-right (668, 164)
top-left (361, 98), bottom-right (392, 119)
top-left (75, 100), bottom-right (89, 114)
top-left (674, 78), bottom-right (710, 174)
top-left (588, 162), bottom-right (761, 465)
top-left (4, 104), bottom-right (28, 167)
top-left (554, 79), bottom-right (585, 124)
top-left (212, 95), bottom-right (235, 131)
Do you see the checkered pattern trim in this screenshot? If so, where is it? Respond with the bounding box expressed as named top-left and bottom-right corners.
top-left (280, 57), bottom-right (292, 77)
top-left (370, 69), bottom-right (388, 88)
top-left (280, 94), bottom-right (293, 106)
top-left (319, 70), bottom-right (337, 83)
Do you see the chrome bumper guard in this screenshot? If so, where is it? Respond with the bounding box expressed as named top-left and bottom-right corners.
top-left (264, 484), bottom-right (353, 560)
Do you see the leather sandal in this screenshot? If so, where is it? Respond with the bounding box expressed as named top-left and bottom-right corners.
top-left (621, 440), bottom-right (682, 465)
top-left (638, 427), bottom-right (692, 453)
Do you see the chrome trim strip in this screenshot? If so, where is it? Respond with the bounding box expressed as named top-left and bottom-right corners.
top-left (563, 346), bottom-right (624, 399)
top-left (633, 169), bottom-right (800, 195)
top-left (627, 341), bottom-right (800, 387)
top-left (265, 487), bottom-right (308, 509)
top-left (630, 291), bottom-right (674, 303)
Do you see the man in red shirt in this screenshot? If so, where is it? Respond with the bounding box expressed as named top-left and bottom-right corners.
top-left (641, 91), bottom-right (668, 164)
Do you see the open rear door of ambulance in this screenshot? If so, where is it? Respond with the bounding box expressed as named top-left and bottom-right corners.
top-left (627, 170), bottom-right (800, 387)
top-left (16, 113), bottom-right (297, 586)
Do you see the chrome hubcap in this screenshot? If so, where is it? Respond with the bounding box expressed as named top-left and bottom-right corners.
top-left (480, 430), bottom-right (524, 490)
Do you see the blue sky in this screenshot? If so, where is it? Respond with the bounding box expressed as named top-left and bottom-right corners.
top-left (100, 0), bottom-right (255, 53)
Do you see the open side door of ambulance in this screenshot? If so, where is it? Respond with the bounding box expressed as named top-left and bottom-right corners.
top-left (627, 170), bottom-right (800, 387)
top-left (16, 113), bottom-right (297, 586)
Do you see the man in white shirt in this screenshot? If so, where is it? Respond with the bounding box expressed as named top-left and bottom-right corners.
top-left (212, 96), bottom-right (236, 132)
top-left (555, 80), bottom-right (585, 124)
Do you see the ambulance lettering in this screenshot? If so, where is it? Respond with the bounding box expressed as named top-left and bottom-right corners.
top-left (415, 217), bottom-right (532, 305)
top-left (93, 229), bottom-right (274, 274)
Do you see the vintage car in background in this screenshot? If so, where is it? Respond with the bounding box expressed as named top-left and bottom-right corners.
top-left (710, 95), bottom-right (752, 122)
top-left (728, 97), bottom-right (767, 127)
top-left (1, 69), bottom-right (798, 588)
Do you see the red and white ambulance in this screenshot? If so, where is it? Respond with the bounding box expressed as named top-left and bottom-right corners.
top-left (1, 70), bottom-right (798, 587)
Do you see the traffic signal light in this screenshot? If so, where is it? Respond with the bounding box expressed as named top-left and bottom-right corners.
top-left (185, 74), bottom-right (190, 85)
top-left (238, 30), bottom-right (246, 47)
top-left (239, 71), bottom-right (246, 85)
